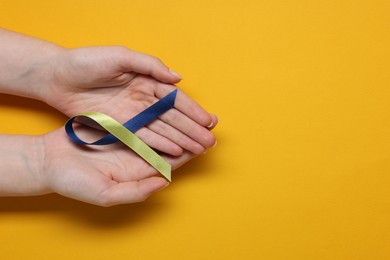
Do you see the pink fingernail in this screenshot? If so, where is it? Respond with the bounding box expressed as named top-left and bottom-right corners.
top-left (207, 115), bottom-right (219, 129)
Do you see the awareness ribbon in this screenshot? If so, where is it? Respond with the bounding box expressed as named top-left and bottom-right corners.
top-left (65, 90), bottom-right (178, 182)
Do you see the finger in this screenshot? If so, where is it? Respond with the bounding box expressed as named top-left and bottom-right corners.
top-left (141, 151), bottom-right (196, 180)
top-left (155, 83), bottom-right (214, 127)
top-left (163, 150), bottom-right (197, 171)
top-left (135, 127), bottom-right (183, 156)
top-left (159, 107), bottom-right (217, 150)
top-left (69, 117), bottom-right (185, 156)
top-left (147, 119), bottom-right (205, 154)
top-left (96, 177), bottom-right (169, 206)
top-left (207, 114), bottom-right (219, 130)
top-left (129, 150), bottom-right (203, 181)
top-left (140, 150), bottom-right (216, 182)
top-left (118, 47), bottom-right (182, 84)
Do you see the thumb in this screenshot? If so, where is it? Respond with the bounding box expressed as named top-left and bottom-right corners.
top-left (96, 177), bottom-right (169, 206)
top-left (118, 47), bottom-right (182, 84)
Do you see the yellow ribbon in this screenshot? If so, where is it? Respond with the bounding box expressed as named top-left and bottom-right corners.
top-left (67, 112), bottom-right (171, 182)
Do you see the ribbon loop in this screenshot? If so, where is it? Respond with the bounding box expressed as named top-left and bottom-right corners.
top-left (65, 89), bottom-right (178, 182)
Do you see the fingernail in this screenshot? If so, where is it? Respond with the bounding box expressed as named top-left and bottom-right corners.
top-left (207, 115), bottom-right (218, 129)
top-left (169, 69), bottom-right (182, 79)
top-left (211, 140), bottom-right (218, 148)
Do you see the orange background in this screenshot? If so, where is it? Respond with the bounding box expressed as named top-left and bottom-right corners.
top-left (0, 1), bottom-right (389, 259)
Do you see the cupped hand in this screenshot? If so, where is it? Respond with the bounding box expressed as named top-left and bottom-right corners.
top-left (43, 47), bottom-right (217, 155)
top-left (42, 127), bottom-right (196, 206)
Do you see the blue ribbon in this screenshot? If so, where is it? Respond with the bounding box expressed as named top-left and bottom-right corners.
top-left (65, 89), bottom-right (177, 145)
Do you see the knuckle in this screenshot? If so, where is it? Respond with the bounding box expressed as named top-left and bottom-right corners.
top-left (134, 184), bottom-right (150, 203)
top-left (168, 111), bottom-right (180, 124)
top-left (114, 45), bottom-right (130, 54)
top-left (95, 191), bottom-right (116, 207)
top-left (150, 55), bottom-right (162, 64)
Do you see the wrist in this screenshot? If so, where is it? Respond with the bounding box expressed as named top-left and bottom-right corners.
top-left (21, 46), bottom-right (67, 102)
top-left (0, 134), bottom-right (50, 196)
top-left (33, 135), bottom-right (52, 195)
top-left (0, 28), bottom-right (66, 101)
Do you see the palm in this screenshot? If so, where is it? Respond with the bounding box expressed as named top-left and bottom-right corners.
top-left (45, 47), bottom-right (216, 156)
top-left (43, 128), bottom-right (181, 206)
top-left (55, 75), bottom-right (165, 124)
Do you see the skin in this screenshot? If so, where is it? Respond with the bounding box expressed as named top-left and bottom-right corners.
top-left (0, 28), bottom-right (218, 206)
top-left (0, 130), bottom-right (196, 206)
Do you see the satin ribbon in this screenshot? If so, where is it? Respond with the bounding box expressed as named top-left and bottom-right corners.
top-left (65, 90), bottom-right (178, 182)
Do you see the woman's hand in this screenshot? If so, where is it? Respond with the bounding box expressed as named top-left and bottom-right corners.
top-left (0, 128), bottom-right (197, 206)
top-left (41, 127), bottom-right (197, 206)
top-left (43, 47), bottom-right (217, 155)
